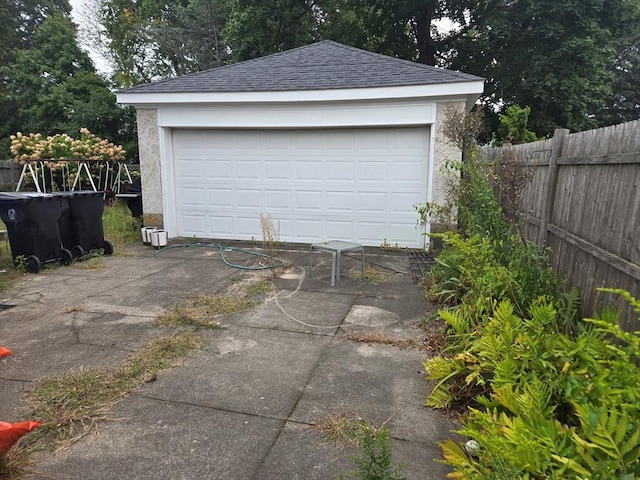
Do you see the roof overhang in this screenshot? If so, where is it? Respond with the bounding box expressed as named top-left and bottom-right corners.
top-left (117, 81), bottom-right (484, 112)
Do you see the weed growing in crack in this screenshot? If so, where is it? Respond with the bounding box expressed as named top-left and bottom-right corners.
top-left (2, 333), bottom-right (203, 477)
top-left (156, 294), bottom-right (253, 329)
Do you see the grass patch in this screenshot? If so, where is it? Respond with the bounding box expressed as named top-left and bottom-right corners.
top-left (27, 332), bottom-right (202, 446)
top-left (0, 220), bottom-right (24, 291)
top-left (156, 294), bottom-right (254, 328)
top-left (101, 200), bottom-right (141, 255)
top-left (313, 412), bottom-right (365, 447)
top-left (0, 332), bottom-right (202, 477)
top-left (71, 256), bottom-right (107, 270)
top-left (246, 279), bottom-right (274, 294)
top-left (363, 266), bottom-right (385, 283)
top-left (343, 331), bottom-right (420, 350)
top-left (0, 447), bottom-right (31, 480)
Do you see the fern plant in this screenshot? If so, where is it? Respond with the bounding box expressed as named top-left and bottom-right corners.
top-left (432, 291), bottom-right (640, 479)
top-left (339, 424), bottom-right (407, 480)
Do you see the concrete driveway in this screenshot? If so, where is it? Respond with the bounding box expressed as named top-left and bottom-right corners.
top-left (0, 241), bottom-right (457, 479)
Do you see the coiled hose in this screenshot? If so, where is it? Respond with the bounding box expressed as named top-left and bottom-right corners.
top-left (153, 242), bottom-right (284, 270)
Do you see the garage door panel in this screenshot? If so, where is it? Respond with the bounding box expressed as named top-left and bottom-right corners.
top-left (203, 215), bottom-right (233, 237)
top-left (180, 187), bottom-right (206, 207)
top-left (236, 189), bottom-right (261, 209)
top-left (294, 161), bottom-right (322, 181)
top-left (236, 216), bottom-right (259, 237)
top-left (389, 192), bottom-right (420, 213)
top-left (357, 222), bottom-right (387, 243)
top-left (208, 188), bottom-right (233, 208)
top-left (264, 161), bottom-right (291, 180)
top-left (295, 191), bottom-right (322, 211)
top-left (264, 190), bottom-right (292, 210)
top-left (358, 162), bottom-right (387, 183)
top-left (390, 222), bottom-right (420, 243)
top-left (181, 214), bottom-right (207, 235)
top-left (326, 131), bottom-right (355, 150)
top-left (293, 219), bottom-right (323, 240)
top-left (326, 220), bottom-right (355, 239)
top-left (236, 160), bottom-right (261, 180)
top-left (355, 130), bottom-right (389, 149)
top-left (326, 191), bottom-right (354, 212)
top-left (326, 162), bottom-right (354, 182)
top-left (357, 192), bottom-right (387, 214)
top-left (292, 132), bottom-right (322, 150)
top-left (173, 128), bottom-right (428, 247)
top-left (202, 160), bottom-right (233, 180)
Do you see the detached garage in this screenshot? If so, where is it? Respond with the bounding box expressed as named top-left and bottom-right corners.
top-left (117, 41), bottom-right (484, 248)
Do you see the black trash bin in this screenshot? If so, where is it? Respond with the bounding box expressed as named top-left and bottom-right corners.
top-left (0, 192), bottom-right (72, 273)
top-left (54, 191), bottom-right (113, 259)
top-left (119, 177), bottom-right (143, 222)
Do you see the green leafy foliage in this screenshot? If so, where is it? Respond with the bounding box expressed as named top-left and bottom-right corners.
top-left (339, 424), bottom-right (407, 480)
top-left (425, 293), bottom-right (640, 479)
top-left (451, 0), bottom-right (640, 137)
top-left (495, 105), bottom-right (538, 146)
top-left (424, 155), bottom-right (640, 478)
top-left (0, 12), bottom-right (131, 157)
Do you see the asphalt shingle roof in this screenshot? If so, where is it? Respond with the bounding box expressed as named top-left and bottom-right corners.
top-left (120, 40), bottom-right (483, 94)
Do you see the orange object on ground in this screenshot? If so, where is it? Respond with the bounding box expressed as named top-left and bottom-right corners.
top-left (0, 347), bottom-right (11, 357)
top-left (0, 421), bottom-right (41, 456)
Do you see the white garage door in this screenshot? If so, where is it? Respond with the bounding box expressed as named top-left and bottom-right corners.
top-left (172, 127), bottom-right (429, 247)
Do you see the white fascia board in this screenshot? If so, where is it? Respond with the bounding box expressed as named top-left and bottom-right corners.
top-left (116, 81), bottom-right (485, 107)
top-left (156, 98), bottom-right (437, 128)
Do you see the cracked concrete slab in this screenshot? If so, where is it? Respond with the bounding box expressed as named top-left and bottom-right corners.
top-left (0, 242), bottom-right (457, 479)
top-left (235, 288), bottom-right (354, 335)
top-left (32, 394), bottom-right (285, 480)
top-left (289, 337), bottom-right (458, 445)
top-left (139, 326), bottom-right (334, 419)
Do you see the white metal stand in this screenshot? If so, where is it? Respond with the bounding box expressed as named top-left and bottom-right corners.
top-left (16, 163), bottom-right (42, 192)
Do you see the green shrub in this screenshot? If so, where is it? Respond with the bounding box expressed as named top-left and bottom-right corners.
top-left (339, 424), bottom-right (407, 480)
top-left (428, 232), bottom-right (576, 331)
top-left (425, 147), bottom-right (640, 479)
top-left (427, 291), bottom-right (640, 479)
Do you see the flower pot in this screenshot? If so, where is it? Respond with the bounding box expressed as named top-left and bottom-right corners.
top-left (150, 229), bottom-right (168, 249)
top-left (141, 226), bottom-right (156, 245)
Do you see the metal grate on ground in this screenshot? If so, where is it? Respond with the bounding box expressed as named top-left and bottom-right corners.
top-left (408, 251), bottom-right (436, 284)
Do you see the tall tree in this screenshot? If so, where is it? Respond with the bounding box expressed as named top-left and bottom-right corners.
top-left (224, 0), bottom-right (319, 62)
top-left (153, 0), bottom-right (231, 76)
top-left (0, 0), bottom-right (72, 152)
top-left (1, 0), bottom-right (71, 64)
top-left (89, 0), bottom-right (231, 86)
top-left (595, 37), bottom-right (640, 126)
top-left (451, 0), bottom-right (640, 137)
top-left (2, 13), bottom-right (125, 146)
top-left (223, 0), bottom-right (506, 65)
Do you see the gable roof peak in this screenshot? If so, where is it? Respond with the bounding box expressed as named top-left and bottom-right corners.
top-left (120, 40), bottom-right (483, 94)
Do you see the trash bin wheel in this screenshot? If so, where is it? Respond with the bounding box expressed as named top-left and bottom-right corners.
top-left (102, 240), bottom-right (113, 255)
top-left (25, 255), bottom-right (41, 273)
top-left (71, 245), bottom-right (85, 259)
top-left (60, 248), bottom-right (73, 265)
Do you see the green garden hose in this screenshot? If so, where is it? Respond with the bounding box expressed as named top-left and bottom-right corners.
top-left (153, 242), bottom-right (284, 270)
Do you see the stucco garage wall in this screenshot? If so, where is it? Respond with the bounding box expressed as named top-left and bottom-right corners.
top-left (136, 108), bottom-right (164, 226)
top-left (431, 101), bottom-right (465, 231)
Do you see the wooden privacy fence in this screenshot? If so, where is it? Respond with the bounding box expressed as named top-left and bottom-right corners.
top-left (482, 120), bottom-right (640, 330)
top-left (0, 160), bottom-right (21, 188)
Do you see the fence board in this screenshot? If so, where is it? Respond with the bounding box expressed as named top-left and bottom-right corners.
top-left (482, 120), bottom-right (640, 330)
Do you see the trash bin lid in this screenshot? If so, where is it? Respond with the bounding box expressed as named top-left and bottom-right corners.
top-left (0, 192), bottom-right (29, 202)
top-left (53, 191), bottom-right (102, 197)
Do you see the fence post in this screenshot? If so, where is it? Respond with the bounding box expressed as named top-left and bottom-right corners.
top-left (537, 128), bottom-right (570, 252)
